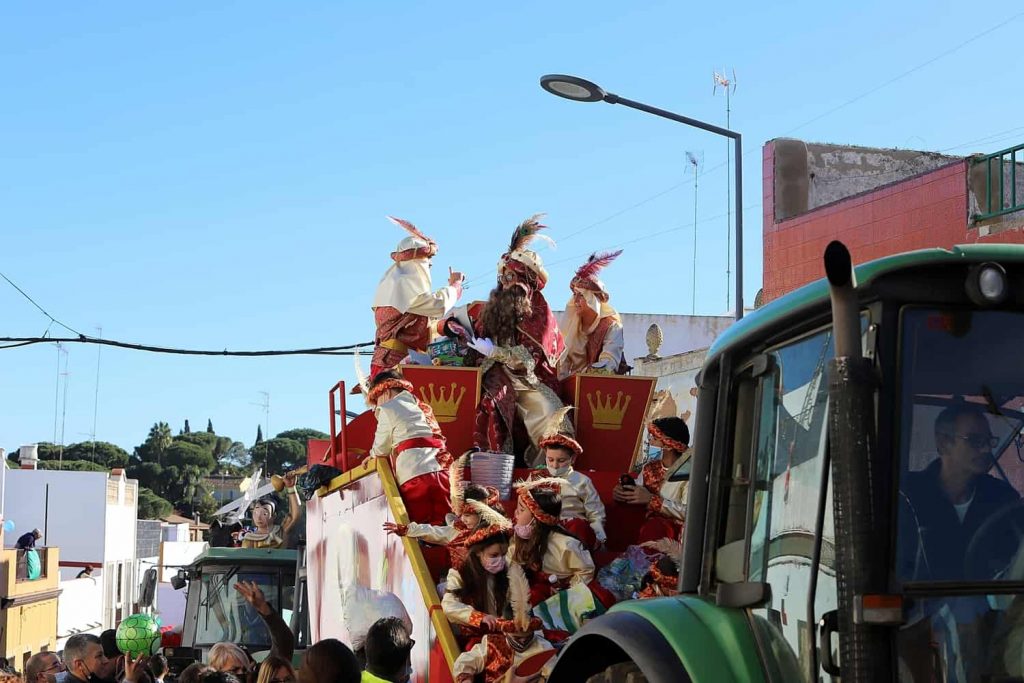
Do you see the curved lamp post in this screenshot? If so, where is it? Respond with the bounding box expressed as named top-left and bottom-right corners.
top-left (540, 74), bottom-right (744, 320)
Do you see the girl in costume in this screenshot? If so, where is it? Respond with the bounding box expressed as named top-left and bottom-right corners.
top-left (636, 538), bottom-right (681, 599)
top-left (453, 562), bottom-right (556, 683)
top-left (510, 479), bottom-right (595, 606)
top-left (365, 368), bottom-right (452, 526)
top-left (529, 407), bottom-right (607, 550)
top-left (383, 453), bottom-right (500, 568)
top-left (442, 502), bottom-right (513, 646)
top-left (240, 472), bottom-right (301, 549)
top-left (369, 216), bottom-right (464, 378)
top-left (613, 416), bottom-right (690, 543)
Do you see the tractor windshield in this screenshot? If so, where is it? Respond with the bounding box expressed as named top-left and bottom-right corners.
top-left (194, 569), bottom-right (293, 650)
top-left (896, 307), bottom-right (1024, 682)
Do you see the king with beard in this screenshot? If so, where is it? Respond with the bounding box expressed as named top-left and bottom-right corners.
top-left (557, 249), bottom-right (629, 378)
top-left (440, 215), bottom-right (565, 466)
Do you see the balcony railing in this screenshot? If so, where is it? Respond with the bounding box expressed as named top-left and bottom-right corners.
top-left (15, 547), bottom-right (48, 582)
top-left (974, 143), bottom-right (1024, 221)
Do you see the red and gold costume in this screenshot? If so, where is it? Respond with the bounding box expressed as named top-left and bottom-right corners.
top-left (369, 378), bottom-right (452, 526)
top-left (441, 216), bottom-right (565, 463)
top-left (370, 216), bottom-right (462, 377)
top-left (558, 250), bottom-right (629, 378)
top-left (634, 422), bottom-right (690, 543)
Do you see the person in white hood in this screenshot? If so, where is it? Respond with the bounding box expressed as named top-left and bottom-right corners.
top-left (369, 216), bottom-right (464, 378)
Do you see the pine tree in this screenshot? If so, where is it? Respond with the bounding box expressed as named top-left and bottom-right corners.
top-left (184, 419), bottom-right (191, 434)
top-left (207, 419), bottom-right (214, 434)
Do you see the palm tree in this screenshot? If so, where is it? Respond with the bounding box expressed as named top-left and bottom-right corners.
top-left (145, 422), bottom-right (173, 466)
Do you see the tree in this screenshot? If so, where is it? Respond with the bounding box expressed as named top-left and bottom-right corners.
top-left (38, 460), bottom-right (106, 472)
top-left (135, 422), bottom-right (173, 465)
top-left (137, 487), bottom-right (173, 520)
top-left (127, 462), bottom-right (165, 496)
top-left (63, 441), bottom-right (130, 469)
top-left (255, 438), bottom-right (305, 475)
top-left (275, 428), bottom-right (329, 443)
top-left (217, 441), bottom-right (250, 470)
top-left (175, 432), bottom-right (218, 452)
top-left (165, 442), bottom-right (216, 471)
top-left (184, 419), bottom-right (191, 434)
top-left (207, 419), bottom-right (214, 434)
top-left (255, 425), bottom-right (264, 444)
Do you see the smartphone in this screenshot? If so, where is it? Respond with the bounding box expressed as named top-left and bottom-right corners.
top-left (619, 473), bottom-right (635, 487)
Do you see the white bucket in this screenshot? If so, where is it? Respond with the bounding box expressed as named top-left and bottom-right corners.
top-left (469, 451), bottom-right (515, 500)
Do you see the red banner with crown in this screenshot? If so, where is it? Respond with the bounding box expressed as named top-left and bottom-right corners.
top-left (562, 373), bottom-right (656, 472)
top-left (400, 365), bottom-right (482, 459)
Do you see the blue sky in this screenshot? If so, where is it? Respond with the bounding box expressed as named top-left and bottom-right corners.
top-left (3, 1), bottom-right (1023, 456)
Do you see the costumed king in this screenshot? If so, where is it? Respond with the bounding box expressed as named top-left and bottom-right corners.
top-left (557, 249), bottom-right (629, 378)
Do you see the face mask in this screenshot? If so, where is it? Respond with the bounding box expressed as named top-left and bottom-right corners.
top-left (482, 555), bottom-right (506, 574)
top-left (648, 446), bottom-right (663, 461)
top-left (547, 464), bottom-right (570, 477)
top-left (514, 523), bottom-right (534, 540)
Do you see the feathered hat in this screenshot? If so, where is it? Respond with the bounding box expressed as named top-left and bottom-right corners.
top-left (536, 406), bottom-right (582, 457)
top-left (570, 250), bottom-right (623, 302)
top-left (387, 216), bottom-right (437, 262)
top-left (492, 562), bottom-right (543, 634)
top-left (514, 477), bottom-right (569, 527)
top-left (458, 500), bottom-right (513, 547)
top-left (497, 214), bottom-right (554, 291)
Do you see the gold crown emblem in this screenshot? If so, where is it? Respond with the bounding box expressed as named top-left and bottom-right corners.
top-left (419, 382), bottom-right (466, 423)
top-left (587, 390), bottom-right (631, 431)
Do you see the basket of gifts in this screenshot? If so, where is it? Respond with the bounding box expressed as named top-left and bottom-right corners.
top-left (427, 337), bottom-right (465, 367)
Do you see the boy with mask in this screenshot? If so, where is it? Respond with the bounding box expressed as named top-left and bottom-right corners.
top-left (527, 407), bottom-right (606, 550)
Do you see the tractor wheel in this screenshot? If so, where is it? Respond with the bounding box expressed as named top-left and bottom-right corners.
top-left (585, 661), bottom-right (648, 683)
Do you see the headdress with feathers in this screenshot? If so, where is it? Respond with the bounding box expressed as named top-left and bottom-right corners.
top-left (449, 453), bottom-right (469, 515)
top-left (641, 538), bottom-right (682, 596)
top-left (537, 406), bottom-right (582, 457)
top-left (498, 214), bottom-right (554, 290)
top-left (514, 477), bottom-right (570, 527)
top-left (491, 561), bottom-right (542, 634)
top-left (459, 500), bottom-right (512, 547)
top-left (387, 216), bottom-right (437, 261)
top-left (571, 249), bottom-right (623, 300)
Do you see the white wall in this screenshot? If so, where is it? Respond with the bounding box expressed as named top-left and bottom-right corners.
top-left (553, 311), bottom-right (734, 364)
top-left (57, 577), bottom-right (104, 650)
top-left (2, 470), bottom-right (107, 564)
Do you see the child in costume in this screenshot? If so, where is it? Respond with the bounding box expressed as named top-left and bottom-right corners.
top-left (557, 250), bottom-right (629, 378)
top-left (453, 562), bottom-right (556, 683)
top-left (510, 479), bottom-right (595, 606)
top-left (366, 369), bottom-right (452, 526)
top-left (369, 216), bottom-right (464, 378)
top-left (383, 453), bottom-right (500, 568)
top-left (529, 407), bottom-right (607, 550)
top-left (442, 502), bottom-right (513, 646)
top-left (636, 538), bottom-right (681, 599)
top-left (613, 416), bottom-right (690, 543)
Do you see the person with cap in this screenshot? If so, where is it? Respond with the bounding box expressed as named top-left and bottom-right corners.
top-left (529, 407), bottom-right (606, 550)
top-left (441, 502), bottom-right (513, 648)
top-left (452, 562), bottom-right (555, 683)
top-left (240, 472), bottom-right (301, 549)
top-left (613, 416), bottom-right (691, 543)
top-left (557, 249), bottom-right (629, 378)
top-left (16, 528), bottom-right (42, 550)
top-left (383, 454), bottom-right (500, 569)
top-left (361, 617), bottom-right (415, 683)
top-left (440, 214), bottom-right (565, 464)
top-left (369, 216), bottom-right (465, 379)
top-left (365, 368), bottom-right (452, 526)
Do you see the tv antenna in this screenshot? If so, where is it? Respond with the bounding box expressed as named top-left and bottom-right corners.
top-left (251, 391), bottom-right (271, 472)
top-left (714, 69), bottom-right (737, 313)
top-left (686, 151), bottom-right (703, 315)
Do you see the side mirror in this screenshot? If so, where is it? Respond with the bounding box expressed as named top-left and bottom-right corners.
top-left (170, 570), bottom-right (188, 591)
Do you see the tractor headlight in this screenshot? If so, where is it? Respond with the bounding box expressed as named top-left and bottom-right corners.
top-left (966, 262), bottom-right (1008, 305)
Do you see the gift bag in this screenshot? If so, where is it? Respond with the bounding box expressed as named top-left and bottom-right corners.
top-left (534, 583), bottom-right (606, 634)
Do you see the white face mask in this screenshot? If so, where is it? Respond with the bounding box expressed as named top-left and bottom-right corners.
top-left (547, 464), bottom-right (570, 477)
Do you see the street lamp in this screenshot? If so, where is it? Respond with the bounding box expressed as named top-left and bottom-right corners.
top-left (540, 74), bottom-right (744, 320)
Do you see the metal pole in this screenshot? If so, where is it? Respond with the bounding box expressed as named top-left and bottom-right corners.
top-left (604, 92), bottom-right (744, 320)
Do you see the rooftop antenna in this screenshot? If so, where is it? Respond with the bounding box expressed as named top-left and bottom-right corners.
top-left (58, 346), bottom-right (71, 470)
top-left (714, 68), bottom-right (738, 313)
top-left (90, 325), bottom-right (102, 459)
top-left (251, 391), bottom-right (271, 474)
top-left (686, 151), bottom-right (703, 315)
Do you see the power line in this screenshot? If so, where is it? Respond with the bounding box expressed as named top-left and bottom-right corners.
top-left (0, 270), bottom-right (83, 337)
top-left (0, 336), bottom-right (373, 356)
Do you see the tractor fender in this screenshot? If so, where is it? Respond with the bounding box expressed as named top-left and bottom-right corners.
top-left (548, 596), bottom-right (768, 683)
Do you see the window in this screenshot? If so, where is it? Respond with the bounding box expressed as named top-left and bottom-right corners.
top-left (194, 571), bottom-right (290, 649)
top-left (745, 327), bottom-right (837, 681)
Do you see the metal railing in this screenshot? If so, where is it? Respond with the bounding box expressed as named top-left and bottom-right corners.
top-left (974, 142), bottom-right (1024, 220)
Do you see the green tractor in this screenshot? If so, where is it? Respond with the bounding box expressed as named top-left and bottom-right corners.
top-left (551, 243), bottom-right (1024, 683)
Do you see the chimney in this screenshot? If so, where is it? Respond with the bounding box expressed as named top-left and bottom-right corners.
top-left (18, 445), bottom-right (39, 470)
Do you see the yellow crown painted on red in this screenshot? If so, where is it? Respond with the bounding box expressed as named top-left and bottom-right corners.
top-left (419, 382), bottom-right (466, 423)
top-left (587, 390), bottom-right (631, 430)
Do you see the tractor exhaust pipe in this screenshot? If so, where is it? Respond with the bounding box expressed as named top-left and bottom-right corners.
top-left (824, 241), bottom-right (891, 682)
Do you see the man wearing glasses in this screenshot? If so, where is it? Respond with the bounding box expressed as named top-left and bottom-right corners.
top-left (901, 404), bottom-right (1020, 581)
top-left (24, 652), bottom-right (64, 683)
